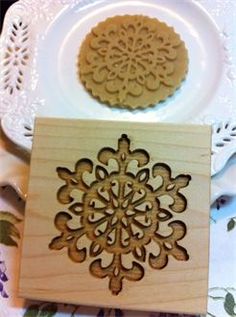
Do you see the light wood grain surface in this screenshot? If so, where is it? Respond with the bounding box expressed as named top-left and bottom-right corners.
top-left (19, 118), bottom-right (211, 314)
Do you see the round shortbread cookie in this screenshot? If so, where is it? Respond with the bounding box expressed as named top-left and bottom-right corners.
top-left (79, 15), bottom-right (188, 109)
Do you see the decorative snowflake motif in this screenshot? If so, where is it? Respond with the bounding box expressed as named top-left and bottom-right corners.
top-left (79, 15), bottom-right (188, 108)
top-left (49, 134), bottom-right (191, 295)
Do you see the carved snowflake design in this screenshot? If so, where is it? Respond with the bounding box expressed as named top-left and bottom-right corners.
top-left (49, 134), bottom-right (191, 295)
top-left (79, 15), bottom-right (188, 109)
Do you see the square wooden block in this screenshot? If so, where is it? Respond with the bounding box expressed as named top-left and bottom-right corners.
top-left (20, 118), bottom-right (211, 314)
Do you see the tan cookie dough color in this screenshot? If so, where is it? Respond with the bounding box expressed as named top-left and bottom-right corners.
top-left (79, 15), bottom-right (188, 109)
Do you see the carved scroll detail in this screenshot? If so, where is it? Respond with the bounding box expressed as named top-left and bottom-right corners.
top-left (49, 134), bottom-right (191, 295)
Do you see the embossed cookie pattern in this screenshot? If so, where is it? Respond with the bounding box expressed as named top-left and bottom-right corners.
top-left (78, 15), bottom-right (188, 109)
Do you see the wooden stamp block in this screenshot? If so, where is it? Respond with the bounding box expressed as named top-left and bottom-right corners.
top-left (19, 118), bottom-right (211, 314)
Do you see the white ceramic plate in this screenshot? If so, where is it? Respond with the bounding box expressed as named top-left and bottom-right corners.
top-left (0, 0), bottom-right (236, 177)
top-left (37, 0), bottom-right (222, 122)
top-left (211, 154), bottom-right (236, 204)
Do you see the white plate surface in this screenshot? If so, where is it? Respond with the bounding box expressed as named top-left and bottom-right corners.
top-left (37, 0), bottom-right (223, 122)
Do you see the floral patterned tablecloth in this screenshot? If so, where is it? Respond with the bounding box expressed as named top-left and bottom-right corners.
top-left (0, 183), bottom-right (236, 317)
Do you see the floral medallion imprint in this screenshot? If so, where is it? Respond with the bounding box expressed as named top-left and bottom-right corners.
top-left (49, 134), bottom-right (191, 295)
top-left (79, 15), bottom-right (188, 109)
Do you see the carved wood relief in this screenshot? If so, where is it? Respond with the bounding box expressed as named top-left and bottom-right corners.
top-left (49, 134), bottom-right (191, 295)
